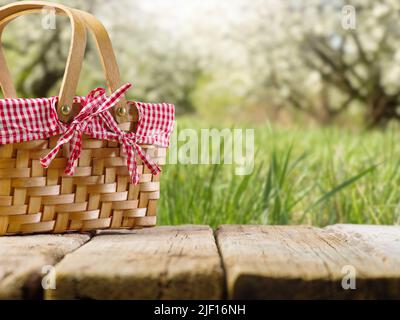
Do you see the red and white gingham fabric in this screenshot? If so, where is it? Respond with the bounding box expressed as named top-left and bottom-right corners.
top-left (0, 97), bottom-right (64, 144)
top-left (0, 83), bottom-right (175, 184)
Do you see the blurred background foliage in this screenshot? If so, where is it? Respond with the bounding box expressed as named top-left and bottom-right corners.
top-left (1, 0), bottom-right (400, 226)
top-left (3, 0), bottom-right (400, 127)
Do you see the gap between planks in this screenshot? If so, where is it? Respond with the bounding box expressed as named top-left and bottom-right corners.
top-left (0, 233), bottom-right (91, 299)
top-left (1, 224), bottom-right (399, 300)
top-left (46, 225), bottom-right (224, 300)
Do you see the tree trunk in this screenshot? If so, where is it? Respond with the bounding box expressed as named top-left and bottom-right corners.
top-left (367, 95), bottom-right (399, 128)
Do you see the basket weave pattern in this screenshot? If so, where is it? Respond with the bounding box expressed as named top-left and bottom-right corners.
top-left (0, 122), bottom-right (166, 235)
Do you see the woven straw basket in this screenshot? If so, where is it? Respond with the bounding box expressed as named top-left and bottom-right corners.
top-left (0, 2), bottom-right (170, 235)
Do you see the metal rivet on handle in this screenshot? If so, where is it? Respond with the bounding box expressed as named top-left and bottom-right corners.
top-left (60, 104), bottom-right (71, 116)
top-left (116, 106), bottom-right (127, 117)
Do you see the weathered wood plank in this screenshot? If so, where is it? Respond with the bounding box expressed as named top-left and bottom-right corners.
top-left (325, 224), bottom-right (400, 263)
top-left (216, 225), bottom-right (400, 299)
top-left (46, 225), bottom-right (224, 300)
top-left (0, 234), bottom-right (90, 299)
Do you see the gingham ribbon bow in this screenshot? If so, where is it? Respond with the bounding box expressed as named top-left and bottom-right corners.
top-left (40, 83), bottom-right (161, 184)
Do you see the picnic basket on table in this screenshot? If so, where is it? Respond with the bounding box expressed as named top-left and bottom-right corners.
top-left (0, 1), bottom-right (175, 235)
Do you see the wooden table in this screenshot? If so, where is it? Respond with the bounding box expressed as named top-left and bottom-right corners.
top-left (1, 224), bottom-right (399, 299)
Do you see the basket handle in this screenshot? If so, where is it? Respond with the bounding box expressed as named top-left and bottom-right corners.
top-left (0, 3), bottom-right (130, 123)
top-left (73, 9), bottom-right (129, 124)
top-left (0, 1), bottom-right (87, 123)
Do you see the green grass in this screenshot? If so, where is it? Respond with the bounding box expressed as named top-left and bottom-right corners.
top-left (158, 120), bottom-right (400, 227)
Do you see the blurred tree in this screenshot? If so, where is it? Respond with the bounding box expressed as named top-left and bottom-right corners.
top-left (101, 0), bottom-right (207, 114)
top-left (239, 0), bottom-right (400, 127)
top-left (0, 0), bottom-right (207, 114)
top-left (5, 0), bottom-right (400, 125)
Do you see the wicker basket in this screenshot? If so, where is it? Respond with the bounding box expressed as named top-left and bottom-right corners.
top-left (0, 2), bottom-right (171, 235)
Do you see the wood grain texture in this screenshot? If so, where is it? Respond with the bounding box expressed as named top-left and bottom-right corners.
top-left (0, 234), bottom-right (89, 299)
top-left (46, 225), bottom-right (224, 300)
top-left (325, 224), bottom-right (400, 263)
top-left (216, 225), bottom-right (400, 299)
